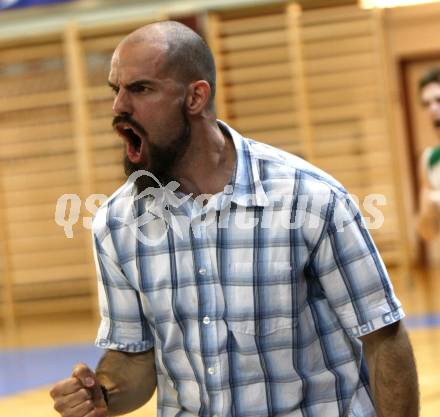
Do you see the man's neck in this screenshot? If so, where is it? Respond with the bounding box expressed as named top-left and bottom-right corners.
top-left (171, 120), bottom-right (236, 197)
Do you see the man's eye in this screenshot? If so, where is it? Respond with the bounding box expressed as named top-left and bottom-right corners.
top-left (131, 85), bottom-right (148, 93)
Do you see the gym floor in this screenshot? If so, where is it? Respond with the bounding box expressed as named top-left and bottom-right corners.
top-left (1, 267), bottom-right (439, 417)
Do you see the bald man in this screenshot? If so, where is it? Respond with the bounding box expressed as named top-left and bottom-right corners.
top-left (50, 21), bottom-right (419, 417)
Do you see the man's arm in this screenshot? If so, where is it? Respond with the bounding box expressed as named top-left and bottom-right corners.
top-left (360, 321), bottom-right (419, 417)
top-left (96, 349), bottom-right (157, 416)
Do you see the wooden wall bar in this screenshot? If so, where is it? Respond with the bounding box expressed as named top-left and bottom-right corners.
top-left (207, 3), bottom-right (407, 267)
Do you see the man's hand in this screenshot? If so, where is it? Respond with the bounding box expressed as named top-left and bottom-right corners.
top-left (50, 363), bottom-right (108, 417)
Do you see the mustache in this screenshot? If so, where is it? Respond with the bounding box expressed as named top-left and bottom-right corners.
top-left (112, 114), bottom-right (147, 136)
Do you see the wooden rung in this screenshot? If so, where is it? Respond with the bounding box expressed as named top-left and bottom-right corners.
top-left (214, 3), bottom-right (284, 21)
top-left (0, 106), bottom-right (71, 130)
top-left (11, 248), bottom-right (88, 270)
top-left (4, 185), bottom-right (83, 208)
top-left (82, 35), bottom-right (125, 52)
top-left (245, 127), bottom-right (301, 143)
top-left (92, 133), bottom-right (121, 150)
top-left (0, 90), bottom-right (70, 113)
top-left (86, 85), bottom-right (113, 101)
top-left (13, 276), bottom-right (90, 294)
top-left (301, 19), bottom-right (372, 42)
top-left (0, 72), bottom-right (67, 100)
top-left (313, 118), bottom-right (386, 140)
top-left (9, 234), bottom-right (85, 255)
top-left (13, 264), bottom-right (92, 285)
top-left (90, 116), bottom-right (113, 134)
top-left (78, 14), bottom-right (163, 39)
top-left (226, 79), bottom-right (294, 101)
top-left (223, 62), bottom-right (293, 84)
top-left (323, 163), bottom-right (391, 179)
top-left (310, 102), bottom-right (381, 124)
top-left (0, 43), bottom-right (63, 63)
top-left (220, 29), bottom-right (288, 52)
top-left (95, 164), bottom-right (125, 181)
top-left (300, 5), bottom-right (368, 25)
top-left (0, 122), bottom-right (72, 145)
top-left (1, 153), bottom-right (77, 175)
top-left (2, 169), bottom-right (78, 191)
top-left (219, 13), bottom-right (286, 36)
top-left (84, 97), bottom-right (112, 114)
top-left (347, 184), bottom-right (394, 199)
top-left (307, 69), bottom-right (378, 92)
top-left (4, 203), bottom-right (65, 223)
top-left (305, 52), bottom-right (376, 76)
top-left (277, 144), bottom-right (305, 157)
top-left (316, 152), bottom-right (391, 172)
top-left (303, 36), bottom-right (373, 60)
top-left (222, 46), bottom-right (289, 69)
top-left (93, 148), bottom-right (124, 166)
top-left (0, 137), bottom-right (75, 160)
top-left (14, 281), bottom-right (91, 303)
top-left (315, 135), bottom-right (387, 157)
top-left (94, 180), bottom-right (126, 196)
top-left (7, 218), bottom-right (82, 239)
top-left (14, 295), bottom-right (94, 316)
top-left (231, 111), bottom-right (299, 132)
top-left (0, 29), bottom-right (62, 49)
top-left (309, 85), bottom-right (378, 107)
top-left (228, 95), bottom-right (295, 118)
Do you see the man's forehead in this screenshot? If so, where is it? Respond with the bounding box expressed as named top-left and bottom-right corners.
top-left (109, 40), bottom-right (167, 82)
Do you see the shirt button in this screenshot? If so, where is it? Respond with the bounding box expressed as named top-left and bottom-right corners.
top-left (207, 367), bottom-right (216, 375)
top-left (198, 267), bottom-right (207, 275)
top-left (203, 316), bottom-right (210, 325)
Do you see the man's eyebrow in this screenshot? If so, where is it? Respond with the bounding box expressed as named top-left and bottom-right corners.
top-left (107, 80), bottom-right (155, 92)
top-left (126, 79), bottom-right (155, 89)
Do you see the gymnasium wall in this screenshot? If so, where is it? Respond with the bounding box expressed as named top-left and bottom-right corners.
top-left (0, 0), bottom-right (434, 345)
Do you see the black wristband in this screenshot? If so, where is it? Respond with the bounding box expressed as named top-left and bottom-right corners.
top-left (100, 384), bottom-right (109, 406)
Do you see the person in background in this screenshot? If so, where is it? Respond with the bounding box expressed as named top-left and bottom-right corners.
top-left (50, 21), bottom-right (419, 417)
top-left (417, 68), bottom-right (440, 240)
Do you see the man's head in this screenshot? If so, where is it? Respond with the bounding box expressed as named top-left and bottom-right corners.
top-left (109, 21), bottom-right (217, 190)
top-left (419, 68), bottom-right (440, 137)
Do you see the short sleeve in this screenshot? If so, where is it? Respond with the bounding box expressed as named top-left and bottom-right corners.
top-left (93, 234), bottom-right (154, 353)
top-left (309, 192), bottom-right (404, 338)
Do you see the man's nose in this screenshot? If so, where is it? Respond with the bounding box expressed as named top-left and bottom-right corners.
top-left (112, 89), bottom-right (132, 115)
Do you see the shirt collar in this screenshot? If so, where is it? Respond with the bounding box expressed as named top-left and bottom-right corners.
top-left (218, 120), bottom-right (270, 208)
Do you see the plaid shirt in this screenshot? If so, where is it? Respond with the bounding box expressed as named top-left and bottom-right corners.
top-left (93, 121), bottom-right (404, 417)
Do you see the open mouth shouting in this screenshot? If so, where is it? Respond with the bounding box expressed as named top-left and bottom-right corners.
top-left (113, 119), bottom-right (146, 164)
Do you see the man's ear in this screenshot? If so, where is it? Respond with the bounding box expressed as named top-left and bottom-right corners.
top-left (185, 80), bottom-right (211, 115)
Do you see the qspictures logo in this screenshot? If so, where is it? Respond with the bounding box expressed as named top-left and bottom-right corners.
top-left (54, 169), bottom-right (389, 243)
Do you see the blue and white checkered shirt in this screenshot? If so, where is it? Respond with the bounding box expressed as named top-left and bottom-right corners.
top-left (93, 121), bottom-right (404, 417)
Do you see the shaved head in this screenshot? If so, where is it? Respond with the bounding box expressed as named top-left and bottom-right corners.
top-left (120, 21), bottom-right (216, 107)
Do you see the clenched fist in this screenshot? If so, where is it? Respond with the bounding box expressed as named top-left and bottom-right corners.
top-left (50, 363), bottom-right (108, 417)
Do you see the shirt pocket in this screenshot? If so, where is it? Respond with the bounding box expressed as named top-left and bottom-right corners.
top-left (223, 261), bottom-right (297, 337)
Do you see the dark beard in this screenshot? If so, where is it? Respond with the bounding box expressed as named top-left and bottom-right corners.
top-left (123, 106), bottom-right (191, 193)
